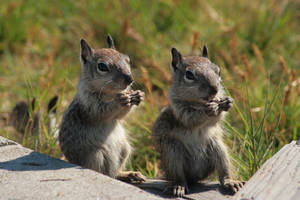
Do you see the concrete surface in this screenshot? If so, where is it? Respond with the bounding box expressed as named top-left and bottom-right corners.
top-left (0, 136), bottom-right (163, 200)
top-left (234, 140), bottom-right (300, 200)
top-left (0, 136), bottom-right (236, 200)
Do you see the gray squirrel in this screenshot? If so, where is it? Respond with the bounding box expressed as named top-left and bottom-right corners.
top-left (59, 35), bottom-right (145, 183)
top-left (9, 96), bottom-right (58, 137)
top-left (152, 46), bottom-right (243, 197)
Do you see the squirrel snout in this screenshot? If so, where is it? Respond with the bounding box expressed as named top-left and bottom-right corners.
top-left (208, 85), bottom-right (218, 96)
top-left (124, 74), bottom-right (133, 85)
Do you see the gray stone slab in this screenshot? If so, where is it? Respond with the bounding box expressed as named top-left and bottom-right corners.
top-left (0, 136), bottom-right (237, 200)
top-left (234, 141), bottom-right (300, 200)
top-left (0, 136), bottom-right (163, 200)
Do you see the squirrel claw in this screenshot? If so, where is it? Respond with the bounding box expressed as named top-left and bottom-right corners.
top-left (173, 185), bottom-right (188, 197)
top-left (117, 171), bottom-right (145, 184)
top-left (162, 184), bottom-right (189, 197)
top-left (130, 90), bottom-right (144, 106)
top-left (128, 171), bottom-right (145, 183)
top-left (117, 93), bottom-right (131, 107)
top-left (117, 90), bottom-right (144, 107)
top-left (205, 101), bottom-right (219, 116)
top-left (221, 179), bottom-right (244, 195)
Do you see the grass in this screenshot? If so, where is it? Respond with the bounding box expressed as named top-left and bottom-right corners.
top-left (0, 0), bottom-right (299, 181)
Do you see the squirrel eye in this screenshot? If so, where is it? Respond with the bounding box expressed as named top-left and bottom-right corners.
top-left (97, 63), bottom-right (109, 73)
top-left (184, 70), bottom-right (195, 82)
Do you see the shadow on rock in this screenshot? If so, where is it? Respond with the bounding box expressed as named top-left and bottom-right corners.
top-left (134, 179), bottom-right (233, 199)
top-left (0, 151), bottom-right (76, 171)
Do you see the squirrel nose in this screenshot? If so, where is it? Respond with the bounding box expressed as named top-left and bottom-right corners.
top-left (209, 85), bottom-right (218, 96)
top-left (124, 74), bottom-right (133, 85)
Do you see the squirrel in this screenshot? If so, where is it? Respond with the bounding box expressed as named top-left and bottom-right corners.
top-left (59, 35), bottom-right (145, 183)
top-left (9, 96), bottom-right (58, 138)
top-left (9, 98), bottom-right (40, 136)
top-left (152, 46), bottom-right (244, 197)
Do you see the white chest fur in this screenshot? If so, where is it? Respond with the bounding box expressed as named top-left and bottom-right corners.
top-left (177, 125), bottom-right (222, 160)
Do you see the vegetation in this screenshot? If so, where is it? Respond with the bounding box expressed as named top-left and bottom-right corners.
top-left (0, 0), bottom-right (299, 180)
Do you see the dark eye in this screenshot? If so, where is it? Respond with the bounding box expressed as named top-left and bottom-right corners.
top-left (97, 63), bottom-right (109, 73)
top-left (185, 70), bottom-right (195, 81)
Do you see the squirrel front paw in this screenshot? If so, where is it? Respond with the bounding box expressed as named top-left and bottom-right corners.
top-left (129, 90), bottom-right (144, 106)
top-left (117, 93), bottom-right (132, 107)
top-left (220, 179), bottom-right (244, 195)
top-left (205, 96), bottom-right (233, 116)
top-left (117, 171), bottom-right (145, 183)
top-left (218, 97), bottom-right (234, 111)
top-left (117, 90), bottom-right (144, 107)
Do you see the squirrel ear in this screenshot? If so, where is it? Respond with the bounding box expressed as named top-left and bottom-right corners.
top-left (202, 45), bottom-right (208, 58)
top-left (48, 95), bottom-right (58, 114)
top-left (171, 47), bottom-right (182, 72)
top-left (107, 34), bottom-right (115, 49)
top-left (80, 38), bottom-right (93, 63)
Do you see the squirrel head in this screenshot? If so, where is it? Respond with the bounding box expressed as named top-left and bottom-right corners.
top-left (169, 46), bottom-right (222, 102)
top-left (79, 34), bottom-right (133, 95)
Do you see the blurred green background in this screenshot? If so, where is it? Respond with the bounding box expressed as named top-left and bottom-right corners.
top-left (0, 0), bottom-right (299, 180)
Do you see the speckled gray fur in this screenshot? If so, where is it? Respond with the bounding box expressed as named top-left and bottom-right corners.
top-left (59, 35), bottom-right (145, 182)
top-left (152, 47), bottom-right (243, 197)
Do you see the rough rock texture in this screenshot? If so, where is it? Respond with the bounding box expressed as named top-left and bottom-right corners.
top-left (235, 140), bottom-right (300, 200)
top-left (0, 136), bottom-right (232, 200)
top-left (2, 136), bottom-right (298, 200)
top-left (0, 136), bottom-right (163, 200)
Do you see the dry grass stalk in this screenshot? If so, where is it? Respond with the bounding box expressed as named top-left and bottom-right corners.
top-left (294, 77), bottom-right (300, 96)
top-left (121, 18), bottom-right (144, 45)
top-left (291, 71), bottom-right (299, 88)
top-left (283, 80), bottom-right (292, 107)
top-left (280, 56), bottom-right (298, 106)
top-left (218, 49), bottom-right (235, 67)
top-left (60, 79), bottom-right (65, 92)
top-left (241, 54), bottom-right (252, 80)
top-left (47, 38), bottom-right (58, 84)
top-left (119, 18), bottom-right (130, 50)
top-left (288, 71), bottom-right (299, 105)
top-left (252, 43), bottom-right (265, 74)
top-left (279, 56), bottom-right (292, 82)
top-left (140, 66), bottom-right (153, 107)
top-left (40, 77), bottom-right (46, 88)
top-left (229, 35), bottom-right (240, 64)
top-left (191, 31), bottom-right (199, 54)
top-left (7, 1), bottom-right (18, 13)
top-left (232, 65), bottom-right (246, 81)
top-left (200, 1), bottom-right (230, 31)
top-left (151, 61), bottom-right (172, 83)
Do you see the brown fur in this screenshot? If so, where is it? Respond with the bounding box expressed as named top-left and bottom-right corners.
top-left (59, 35), bottom-right (145, 183)
top-left (152, 47), bottom-right (243, 197)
